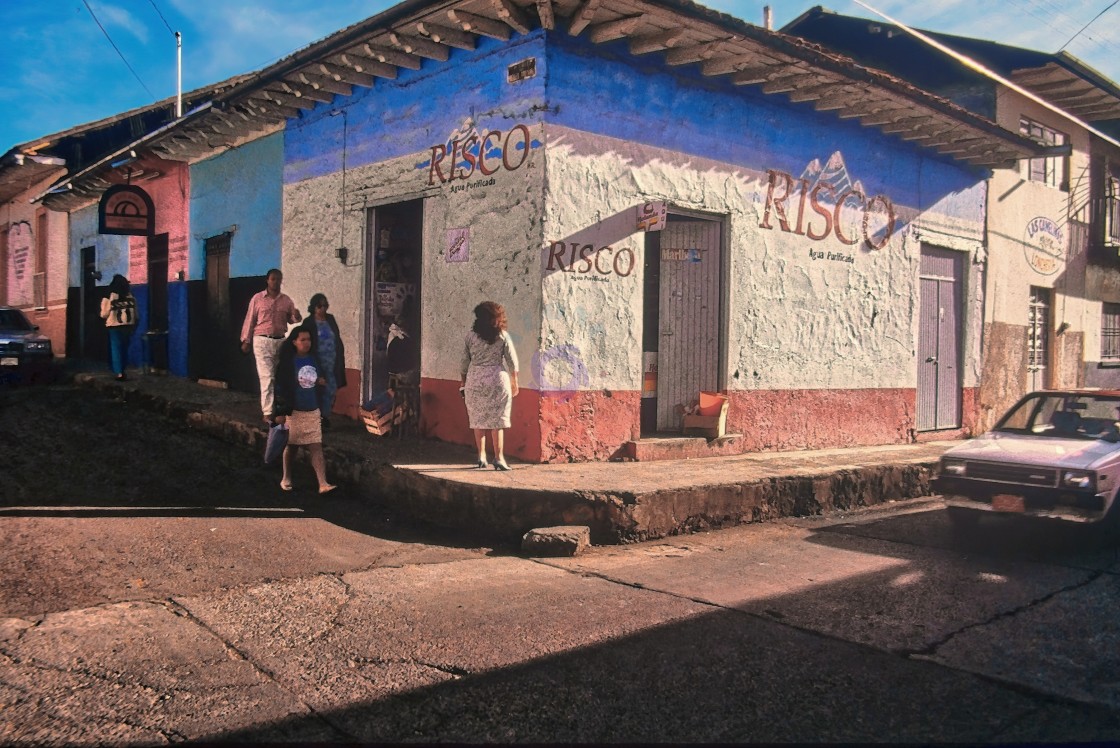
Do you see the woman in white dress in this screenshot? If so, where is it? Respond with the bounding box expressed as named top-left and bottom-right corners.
top-left (460, 301), bottom-right (519, 470)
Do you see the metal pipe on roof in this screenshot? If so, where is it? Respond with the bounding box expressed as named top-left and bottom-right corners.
top-left (176, 31), bottom-right (183, 118)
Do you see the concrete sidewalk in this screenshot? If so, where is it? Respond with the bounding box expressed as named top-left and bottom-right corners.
top-left (74, 371), bottom-right (953, 544)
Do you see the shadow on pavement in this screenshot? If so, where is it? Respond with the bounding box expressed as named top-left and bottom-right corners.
top-left (0, 381), bottom-right (497, 550)
top-left (197, 560), bottom-right (1120, 744)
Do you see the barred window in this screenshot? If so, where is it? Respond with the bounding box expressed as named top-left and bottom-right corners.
top-left (1020, 117), bottom-right (1068, 190)
top-left (1103, 303), bottom-right (1120, 362)
top-left (1106, 175), bottom-right (1120, 246)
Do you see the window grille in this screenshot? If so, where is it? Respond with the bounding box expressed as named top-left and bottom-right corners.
top-left (1105, 176), bottom-right (1120, 247)
top-left (1028, 287), bottom-right (1050, 389)
top-left (1020, 117), bottom-right (1068, 190)
top-left (1103, 303), bottom-right (1120, 362)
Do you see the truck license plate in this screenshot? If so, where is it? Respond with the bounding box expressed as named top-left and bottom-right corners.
top-left (0, 357), bottom-right (17, 366)
top-left (992, 494), bottom-right (1026, 513)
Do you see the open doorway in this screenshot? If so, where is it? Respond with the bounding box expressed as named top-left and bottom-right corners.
top-left (641, 213), bottom-right (724, 435)
top-left (365, 199), bottom-right (423, 409)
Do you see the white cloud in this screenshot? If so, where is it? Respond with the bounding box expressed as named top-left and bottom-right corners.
top-left (89, 1), bottom-right (151, 45)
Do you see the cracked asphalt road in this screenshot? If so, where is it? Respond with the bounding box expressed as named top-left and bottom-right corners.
top-left (3, 385), bottom-right (1120, 742)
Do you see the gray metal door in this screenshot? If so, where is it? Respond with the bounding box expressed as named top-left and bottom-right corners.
top-left (657, 219), bottom-right (721, 431)
top-left (1028, 286), bottom-right (1051, 391)
top-left (917, 246), bottom-right (962, 431)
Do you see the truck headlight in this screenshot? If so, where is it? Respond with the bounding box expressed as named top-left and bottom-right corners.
top-left (1061, 470), bottom-right (1096, 490)
top-left (940, 458), bottom-right (967, 476)
top-left (25, 340), bottom-right (51, 353)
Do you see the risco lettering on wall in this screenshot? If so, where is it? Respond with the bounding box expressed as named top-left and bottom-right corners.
top-left (759, 152), bottom-right (897, 252)
top-left (417, 118), bottom-right (542, 187)
top-left (544, 241), bottom-right (637, 281)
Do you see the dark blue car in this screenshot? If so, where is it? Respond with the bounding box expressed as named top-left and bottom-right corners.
top-left (0, 307), bottom-right (54, 384)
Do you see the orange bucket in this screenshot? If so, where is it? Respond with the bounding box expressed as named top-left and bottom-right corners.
top-left (698, 391), bottom-right (728, 417)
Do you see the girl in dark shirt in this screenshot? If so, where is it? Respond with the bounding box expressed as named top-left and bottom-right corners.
top-left (273, 328), bottom-right (336, 494)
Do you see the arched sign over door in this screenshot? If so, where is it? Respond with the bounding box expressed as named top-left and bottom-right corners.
top-left (98, 184), bottom-right (155, 236)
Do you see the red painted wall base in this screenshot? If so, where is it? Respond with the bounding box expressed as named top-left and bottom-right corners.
top-left (386, 381), bottom-right (974, 463)
top-left (421, 377), bottom-right (543, 463)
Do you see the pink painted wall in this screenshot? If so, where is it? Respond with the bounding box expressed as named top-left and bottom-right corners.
top-left (126, 160), bottom-right (189, 283)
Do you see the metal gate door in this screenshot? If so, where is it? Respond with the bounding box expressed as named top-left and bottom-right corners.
top-left (917, 246), bottom-right (962, 431)
top-left (656, 219), bottom-right (721, 431)
top-left (1028, 286), bottom-right (1051, 391)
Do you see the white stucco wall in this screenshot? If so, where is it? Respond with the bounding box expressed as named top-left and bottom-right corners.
top-left (988, 90), bottom-right (1092, 329)
top-left (542, 125), bottom-right (988, 394)
top-left (282, 123), bottom-right (545, 388)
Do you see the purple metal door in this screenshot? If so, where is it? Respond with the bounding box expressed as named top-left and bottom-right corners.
top-left (917, 246), bottom-right (962, 431)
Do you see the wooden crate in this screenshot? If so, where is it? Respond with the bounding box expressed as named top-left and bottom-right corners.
top-left (360, 405), bottom-right (403, 437)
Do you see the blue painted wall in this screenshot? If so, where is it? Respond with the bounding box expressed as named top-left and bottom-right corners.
top-left (545, 33), bottom-right (982, 212)
top-left (284, 27), bottom-right (980, 218)
top-left (190, 132), bottom-right (285, 278)
top-left (68, 206), bottom-right (130, 286)
top-left (284, 32), bottom-right (547, 183)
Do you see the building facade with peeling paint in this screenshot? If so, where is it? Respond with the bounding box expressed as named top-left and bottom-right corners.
top-left (23, 0), bottom-right (1050, 463)
top-left (277, 13), bottom-right (1023, 462)
top-left (13, 76), bottom-right (260, 378)
top-left (1, 168), bottom-right (69, 355)
top-left (786, 8), bottom-right (1120, 433)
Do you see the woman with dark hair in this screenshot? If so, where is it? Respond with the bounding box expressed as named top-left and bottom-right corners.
top-left (99, 274), bottom-right (137, 381)
top-left (296, 293), bottom-right (346, 427)
top-left (273, 326), bottom-right (335, 494)
top-left (460, 301), bottom-right (519, 470)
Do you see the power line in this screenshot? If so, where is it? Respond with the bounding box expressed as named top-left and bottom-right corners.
top-left (1057, 0), bottom-right (1118, 52)
top-left (81, 0), bottom-right (155, 99)
top-left (146, 0), bottom-right (175, 35)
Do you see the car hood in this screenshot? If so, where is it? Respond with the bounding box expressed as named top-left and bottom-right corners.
top-left (942, 432), bottom-right (1120, 470)
top-left (0, 329), bottom-right (47, 343)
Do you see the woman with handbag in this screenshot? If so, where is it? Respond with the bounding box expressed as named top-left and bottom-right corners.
top-left (460, 301), bottom-right (519, 471)
top-left (100, 274), bottom-right (137, 381)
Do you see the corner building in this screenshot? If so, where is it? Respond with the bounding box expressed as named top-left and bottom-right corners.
top-left (222, 1), bottom-right (1044, 462)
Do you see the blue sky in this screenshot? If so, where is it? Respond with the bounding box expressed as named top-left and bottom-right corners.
top-left (1, 0), bottom-right (1117, 153)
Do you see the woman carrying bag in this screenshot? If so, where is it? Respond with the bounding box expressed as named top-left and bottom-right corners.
top-left (100, 274), bottom-right (137, 381)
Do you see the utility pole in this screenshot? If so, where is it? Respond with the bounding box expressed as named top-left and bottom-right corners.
top-left (175, 31), bottom-right (182, 117)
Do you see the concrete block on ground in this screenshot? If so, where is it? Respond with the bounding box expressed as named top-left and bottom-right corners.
top-left (521, 526), bottom-right (591, 557)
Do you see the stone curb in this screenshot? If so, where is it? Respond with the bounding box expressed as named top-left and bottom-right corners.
top-left (73, 374), bottom-right (941, 545)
